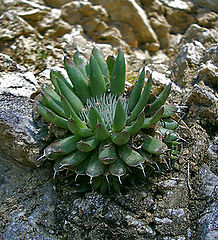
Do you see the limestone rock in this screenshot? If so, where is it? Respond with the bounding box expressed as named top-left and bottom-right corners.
top-left (197, 10), bottom-right (218, 28)
top-left (61, 1), bottom-right (128, 48)
top-left (82, 17), bottom-right (108, 36)
top-left (79, 2), bottom-right (109, 21)
top-left (18, 8), bottom-right (62, 34)
top-left (207, 135), bottom-right (218, 174)
top-left (61, 1), bottom-right (108, 24)
top-left (46, 19), bottom-right (72, 39)
top-left (176, 41), bottom-right (206, 67)
top-left (184, 24), bottom-right (218, 44)
top-left (150, 14), bottom-right (170, 49)
top-left (44, 0), bottom-right (72, 8)
top-left (2, 0), bottom-right (48, 10)
top-left (203, 44), bottom-right (218, 63)
top-left (197, 61), bottom-right (218, 90)
top-left (186, 84), bottom-right (218, 126)
top-left (154, 176), bottom-right (190, 237)
top-left (113, 22), bottom-right (139, 48)
top-left (0, 11), bottom-right (39, 40)
top-left (0, 54), bottom-right (39, 97)
top-left (95, 28), bottom-right (128, 48)
top-left (0, 54), bottom-right (41, 165)
top-left (93, 0), bottom-right (159, 47)
top-left (199, 202), bottom-right (218, 240)
top-left (199, 164), bottom-right (218, 197)
top-left (165, 7), bottom-right (196, 33)
top-left (159, 0), bottom-right (194, 11)
top-left (195, 0), bottom-right (218, 12)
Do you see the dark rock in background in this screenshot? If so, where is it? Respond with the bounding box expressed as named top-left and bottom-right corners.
top-left (0, 155), bottom-right (57, 240)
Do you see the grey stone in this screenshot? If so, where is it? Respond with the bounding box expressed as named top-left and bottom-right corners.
top-left (184, 24), bottom-right (218, 44)
top-left (195, 0), bottom-right (218, 12)
top-left (0, 54), bottom-right (41, 165)
top-left (0, 11), bottom-right (39, 41)
top-left (208, 135), bottom-right (218, 174)
top-left (176, 41), bottom-right (205, 68)
top-left (0, 53), bottom-right (39, 98)
top-left (199, 164), bottom-right (218, 198)
top-left (203, 44), bottom-right (218, 63)
top-left (0, 94), bottom-right (41, 165)
top-left (154, 176), bottom-right (190, 237)
top-left (197, 164), bottom-right (218, 240)
top-left (0, 154), bottom-right (57, 240)
top-left (0, 71), bottom-right (38, 97)
top-left (159, 0), bottom-right (194, 10)
top-left (199, 202), bottom-right (218, 240)
top-left (196, 44), bottom-right (218, 90)
top-left (186, 84), bottom-right (218, 126)
top-left (197, 61), bottom-right (218, 90)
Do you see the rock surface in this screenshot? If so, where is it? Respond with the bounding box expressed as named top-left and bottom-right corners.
top-left (0, 0), bottom-right (217, 239)
top-left (0, 54), bottom-right (41, 165)
top-left (198, 165), bottom-right (218, 240)
top-left (0, 155), bottom-right (57, 240)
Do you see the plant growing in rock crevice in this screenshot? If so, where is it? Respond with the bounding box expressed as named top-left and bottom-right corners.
top-left (36, 47), bottom-right (182, 193)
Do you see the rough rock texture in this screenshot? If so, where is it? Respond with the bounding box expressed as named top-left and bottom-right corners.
top-left (0, 0), bottom-right (218, 239)
top-left (0, 54), bottom-right (41, 165)
top-left (207, 135), bottom-right (218, 174)
top-left (196, 0), bottom-right (218, 12)
top-left (0, 155), bottom-right (57, 240)
top-left (92, 0), bottom-right (159, 51)
top-left (54, 174), bottom-right (192, 239)
top-left (44, 0), bottom-right (72, 8)
top-left (198, 165), bottom-right (218, 240)
top-left (0, 11), bottom-right (39, 40)
top-left (186, 83), bottom-right (218, 126)
top-left (165, 8), bottom-right (195, 34)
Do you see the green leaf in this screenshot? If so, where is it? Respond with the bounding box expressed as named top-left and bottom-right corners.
top-left (145, 83), bottom-right (171, 116)
top-left (142, 135), bottom-right (167, 154)
top-left (112, 100), bottom-right (127, 132)
top-left (99, 142), bottom-right (117, 164)
top-left (128, 67), bottom-right (145, 111)
top-left (86, 152), bottom-right (106, 180)
top-left (92, 47), bottom-right (110, 84)
top-left (76, 136), bottom-right (99, 152)
top-left (88, 107), bottom-right (103, 130)
top-left (73, 50), bottom-right (88, 79)
top-left (50, 70), bottom-right (74, 93)
top-left (118, 145), bottom-right (145, 167)
top-left (61, 95), bottom-right (86, 128)
top-left (60, 151), bottom-right (89, 168)
top-left (129, 73), bottom-right (153, 122)
top-left (111, 130), bottom-right (130, 146)
top-left (95, 123), bottom-right (111, 141)
top-left (109, 157), bottom-right (126, 180)
top-left (142, 107), bottom-right (164, 129)
top-left (42, 92), bottom-right (66, 118)
top-left (54, 71), bottom-right (84, 114)
top-left (90, 55), bottom-right (106, 97)
top-left (126, 111), bottom-right (145, 135)
top-left (106, 55), bottom-right (115, 80)
top-left (110, 50), bottom-right (125, 95)
top-left (64, 56), bottom-right (91, 102)
top-left (68, 117), bottom-right (93, 137)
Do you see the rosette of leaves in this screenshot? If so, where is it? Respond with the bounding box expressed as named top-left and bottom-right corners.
top-left (36, 47), bottom-right (181, 193)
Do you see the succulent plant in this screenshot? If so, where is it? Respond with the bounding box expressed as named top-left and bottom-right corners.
top-left (36, 47), bottom-right (182, 193)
